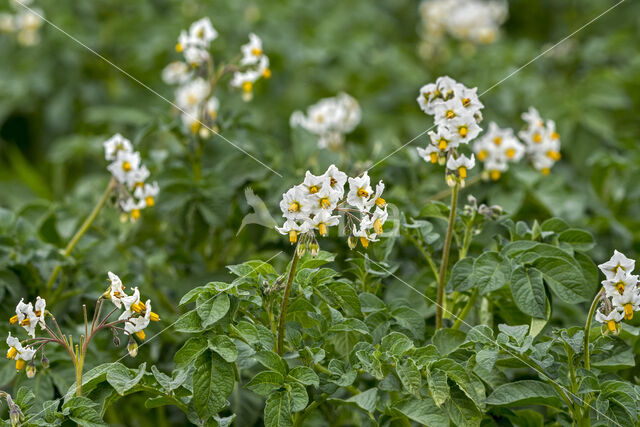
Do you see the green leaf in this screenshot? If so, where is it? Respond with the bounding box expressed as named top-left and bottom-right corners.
top-left (227, 260), bottom-right (277, 278)
top-left (541, 217), bottom-right (569, 233)
top-left (394, 397), bottom-right (448, 427)
top-left (264, 391), bottom-right (293, 427)
top-left (197, 293), bottom-right (230, 328)
top-left (473, 252), bottom-right (511, 295)
top-left (174, 336), bottom-right (207, 367)
top-left (419, 201), bottom-right (450, 220)
top-left (426, 369), bottom-right (449, 408)
top-left (287, 381), bottom-right (308, 413)
top-left (173, 310), bottom-right (204, 333)
top-left (63, 397), bottom-right (106, 427)
top-left (432, 328), bottom-right (466, 356)
top-left (193, 350), bottom-right (235, 420)
top-left (531, 256), bottom-right (591, 303)
top-left (327, 359), bottom-right (357, 386)
top-left (346, 388), bottom-right (378, 414)
top-left (106, 363), bottom-right (146, 396)
top-left (287, 366), bottom-right (319, 387)
top-left (253, 351), bottom-right (288, 376)
top-left (391, 306), bottom-right (425, 339)
top-left (396, 359), bottom-right (421, 397)
top-left (475, 348), bottom-right (498, 371)
top-left (498, 324), bottom-right (529, 344)
top-left (380, 332), bottom-right (414, 357)
top-left (449, 257), bottom-right (475, 292)
top-left (485, 380), bottom-right (562, 407)
top-left (446, 387), bottom-right (482, 427)
top-left (208, 335), bottom-right (238, 363)
top-left (246, 371), bottom-right (285, 397)
top-left (510, 266), bottom-right (547, 318)
top-left (297, 251), bottom-right (335, 270)
top-left (558, 229), bottom-right (595, 251)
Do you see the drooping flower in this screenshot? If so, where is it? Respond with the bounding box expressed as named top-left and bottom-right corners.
top-left (598, 250), bottom-right (635, 281)
top-left (473, 122), bottom-right (525, 180)
top-left (6, 333), bottom-right (35, 371)
top-left (518, 107), bottom-right (561, 175)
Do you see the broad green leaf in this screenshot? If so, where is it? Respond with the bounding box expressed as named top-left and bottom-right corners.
top-left (296, 251), bottom-right (335, 270)
top-left (558, 229), bottom-right (595, 251)
top-left (246, 371), bottom-right (285, 397)
top-left (174, 336), bottom-right (207, 367)
top-left (253, 351), bottom-right (288, 375)
top-left (63, 396), bottom-right (106, 427)
top-left (473, 252), bottom-right (511, 295)
top-left (531, 256), bottom-right (591, 303)
top-left (449, 257), bottom-right (475, 292)
top-left (485, 380), bottom-right (562, 407)
top-left (391, 306), bottom-right (425, 339)
top-left (106, 363), bottom-right (146, 396)
top-left (393, 397), bottom-right (448, 427)
top-left (346, 388), bottom-right (378, 414)
top-left (173, 310), bottom-right (204, 333)
top-left (380, 332), bottom-right (414, 357)
top-left (359, 292), bottom-right (387, 313)
top-left (264, 391), bottom-right (293, 427)
top-left (419, 201), bottom-right (450, 220)
top-left (475, 348), bottom-right (498, 371)
top-left (197, 293), bottom-right (230, 328)
top-left (541, 217), bottom-right (569, 233)
top-left (446, 387), bottom-right (482, 427)
top-left (327, 359), bottom-right (357, 387)
top-left (208, 335), bottom-right (238, 363)
top-left (426, 368), bottom-right (449, 407)
top-left (510, 266), bottom-right (547, 318)
top-left (498, 324), bottom-right (529, 345)
top-left (432, 328), bottom-right (466, 356)
top-left (396, 359), bottom-right (421, 397)
top-left (287, 366), bottom-right (319, 387)
top-left (226, 260), bottom-right (277, 278)
top-left (193, 351), bottom-right (235, 420)
top-left (287, 381), bottom-right (308, 413)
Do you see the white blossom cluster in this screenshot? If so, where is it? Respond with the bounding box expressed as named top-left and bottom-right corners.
top-left (518, 107), bottom-right (561, 175)
top-left (0, 0), bottom-right (44, 46)
top-left (277, 165), bottom-right (387, 249)
top-left (290, 93), bottom-right (361, 150)
top-left (103, 134), bottom-right (159, 221)
top-left (163, 19), bottom-right (270, 134)
top-left (105, 272), bottom-right (159, 340)
top-left (595, 251), bottom-right (640, 334)
top-left (473, 122), bottom-right (525, 181)
top-left (6, 296), bottom-right (45, 370)
top-left (419, 0), bottom-right (507, 45)
top-left (416, 76), bottom-right (483, 186)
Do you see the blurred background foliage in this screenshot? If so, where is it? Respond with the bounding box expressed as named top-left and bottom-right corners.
top-left (0, 0), bottom-right (639, 424)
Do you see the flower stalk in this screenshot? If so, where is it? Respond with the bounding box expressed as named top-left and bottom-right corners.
top-left (276, 249), bottom-right (300, 356)
top-left (436, 182), bottom-right (459, 330)
top-left (583, 288), bottom-right (604, 371)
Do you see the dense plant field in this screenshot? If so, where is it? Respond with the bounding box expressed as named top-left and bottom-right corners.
top-left (1, 0), bottom-right (639, 425)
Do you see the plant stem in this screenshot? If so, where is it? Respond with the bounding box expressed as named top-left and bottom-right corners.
top-left (451, 288), bottom-right (478, 330)
top-left (436, 183), bottom-right (459, 330)
top-left (46, 178), bottom-right (115, 293)
top-left (276, 249), bottom-right (300, 356)
top-left (75, 344), bottom-right (84, 397)
top-left (583, 288), bottom-right (604, 371)
top-left (427, 175), bottom-right (481, 202)
top-left (405, 233), bottom-right (439, 280)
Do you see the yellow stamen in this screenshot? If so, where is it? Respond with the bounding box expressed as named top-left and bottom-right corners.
top-left (541, 167), bottom-right (550, 176)
top-left (429, 152), bottom-right (438, 163)
top-left (373, 218), bottom-right (383, 235)
top-left (506, 148), bottom-right (516, 159)
top-left (262, 68), bottom-right (271, 79)
top-left (533, 133), bottom-right (542, 143)
top-left (320, 197), bottom-right (331, 209)
top-left (20, 318), bottom-right (30, 326)
top-left (242, 81), bottom-right (253, 93)
top-left (458, 166), bottom-right (467, 179)
top-left (607, 319), bottom-right (617, 332)
top-left (616, 282), bottom-right (625, 294)
top-left (624, 304), bottom-right (633, 320)
top-left (547, 151), bottom-right (561, 161)
top-left (252, 48), bottom-right (262, 56)
top-left (145, 196), bottom-right (155, 207)
top-left (15, 359), bottom-right (25, 371)
top-left (375, 197), bottom-right (386, 208)
top-left (135, 330), bottom-right (146, 340)
top-left (150, 312), bottom-right (160, 322)
top-left (132, 302), bottom-right (147, 314)
top-left (187, 94), bottom-right (198, 105)
top-left (458, 126), bottom-right (468, 138)
top-left (493, 137), bottom-right (502, 146)
top-left (9, 315), bottom-right (18, 325)
top-left (318, 223), bottom-right (328, 237)
top-left (309, 185), bottom-right (320, 194)
top-left (289, 230), bottom-right (297, 244)
top-left (122, 161), bottom-right (132, 172)
top-left (551, 132), bottom-right (560, 140)
top-left (190, 121), bottom-right (200, 134)
top-left (477, 150), bottom-right (488, 161)
top-left (209, 110), bottom-right (218, 120)
top-left (438, 139), bottom-right (448, 151)
top-left (423, 92), bottom-right (430, 101)
top-left (357, 188), bottom-right (369, 198)
top-left (445, 110), bottom-right (455, 119)
top-left (360, 237), bottom-right (369, 248)
top-left (490, 170), bottom-right (501, 181)
top-left (289, 202), bottom-right (300, 212)
top-left (330, 177), bottom-right (337, 187)
top-left (462, 98), bottom-right (471, 107)
top-left (131, 209), bottom-right (141, 220)
top-left (175, 43), bottom-right (183, 53)
top-left (7, 347), bottom-right (17, 360)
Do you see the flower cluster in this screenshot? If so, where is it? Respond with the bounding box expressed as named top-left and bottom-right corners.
top-left (290, 93), bottom-right (361, 150)
top-left (595, 250), bottom-right (640, 334)
top-left (473, 122), bottom-right (525, 181)
top-left (105, 272), bottom-right (160, 341)
top-left (163, 18), bottom-right (270, 134)
top-left (6, 296), bottom-right (45, 371)
top-left (103, 134), bottom-right (159, 221)
top-left (416, 76), bottom-right (484, 186)
top-left (0, 0), bottom-right (44, 46)
top-left (276, 165), bottom-right (387, 249)
top-left (518, 107), bottom-right (561, 175)
top-left (419, 0), bottom-right (507, 46)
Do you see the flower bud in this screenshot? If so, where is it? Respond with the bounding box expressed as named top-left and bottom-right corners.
top-left (347, 236), bottom-right (358, 250)
top-left (296, 243), bottom-right (307, 257)
top-left (310, 243), bottom-right (319, 257)
top-left (113, 335), bottom-right (121, 347)
top-left (127, 337), bottom-right (138, 358)
top-left (26, 363), bottom-right (36, 379)
top-left (9, 400), bottom-right (22, 427)
top-left (41, 354), bottom-right (49, 369)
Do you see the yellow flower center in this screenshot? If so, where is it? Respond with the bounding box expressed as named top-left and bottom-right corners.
top-left (318, 223), bottom-right (328, 237)
top-left (624, 303), bottom-right (634, 320)
top-left (9, 315), bottom-right (18, 325)
top-left (288, 202), bottom-right (300, 212)
top-left (16, 359), bottom-right (25, 371)
top-left (187, 94), bottom-right (198, 105)
top-left (490, 170), bottom-right (501, 181)
top-left (547, 151), bottom-right (561, 161)
top-left (150, 312), bottom-right (160, 322)
top-left (190, 121), bottom-right (200, 134)
top-left (533, 133), bottom-right (542, 143)
top-left (477, 150), bottom-right (488, 161)
top-left (242, 81), bottom-right (253, 93)
top-left (122, 161), bottom-right (132, 172)
top-left (493, 137), bottom-right (502, 146)
top-left (616, 282), bottom-right (625, 294)
top-left (175, 43), bottom-right (183, 53)
top-left (135, 330), bottom-right (146, 340)
top-left (309, 185), bottom-right (320, 194)
top-left (445, 110), bottom-right (455, 119)
top-left (373, 218), bottom-right (383, 235)
top-left (429, 152), bottom-right (438, 163)
top-left (320, 197), bottom-right (331, 209)
top-left (438, 139), bottom-right (448, 151)
top-left (252, 47), bottom-right (262, 56)
top-left (20, 318), bottom-right (30, 326)
top-left (263, 68), bottom-right (272, 79)
top-left (458, 166), bottom-right (467, 179)
top-left (131, 209), bottom-right (141, 220)
top-left (357, 188), bottom-right (369, 198)
top-left (551, 131), bottom-right (560, 140)
top-left (462, 98), bottom-right (471, 107)
top-left (145, 196), bottom-right (155, 207)
top-left (458, 126), bottom-right (468, 138)
top-left (132, 302), bottom-right (146, 314)
top-left (607, 319), bottom-right (617, 332)
top-left (360, 237), bottom-right (369, 248)
top-left (541, 167), bottom-right (551, 176)
top-left (7, 347), bottom-right (17, 360)
top-left (376, 197), bottom-right (386, 208)
top-left (289, 230), bottom-right (297, 244)
top-left (506, 148), bottom-right (516, 159)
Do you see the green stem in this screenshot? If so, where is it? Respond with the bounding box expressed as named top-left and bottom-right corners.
top-left (436, 183), bottom-right (459, 330)
top-left (276, 249), bottom-right (300, 356)
top-left (584, 288), bottom-right (604, 371)
top-left (405, 233), bottom-right (439, 280)
top-left (459, 222), bottom-right (474, 259)
top-left (75, 345), bottom-right (84, 397)
top-left (46, 178), bottom-right (115, 292)
top-left (451, 288), bottom-right (478, 330)
top-left (428, 175), bottom-right (481, 202)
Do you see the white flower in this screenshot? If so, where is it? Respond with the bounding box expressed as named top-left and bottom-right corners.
top-left (280, 185), bottom-right (311, 221)
top-left (0, 13), bottom-right (15, 33)
top-left (441, 116), bottom-right (482, 144)
top-left (595, 308), bottom-right (624, 333)
top-left (474, 122), bottom-right (525, 180)
top-left (15, 9), bottom-right (42, 32)
top-left (518, 107), bottom-right (561, 175)
top-left (11, 299), bottom-right (38, 338)
top-left (183, 46), bottom-right (210, 65)
top-left (308, 210), bottom-right (340, 237)
top-left (598, 250), bottom-right (635, 281)
top-left (240, 33), bottom-right (265, 66)
top-left (322, 165), bottom-right (348, 198)
top-left (602, 269), bottom-right (638, 299)
top-left (611, 284), bottom-right (640, 321)
top-left (103, 134), bottom-right (133, 161)
top-left (120, 197), bottom-right (146, 220)
top-left (126, 165), bottom-right (150, 189)
top-left (107, 272), bottom-right (128, 309)
top-left (205, 97), bottom-right (220, 120)
top-left (302, 171), bottom-right (331, 196)
top-left (162, 61), bottom-right (191, 85)
top-left (446, 153), bottom-right (475, 178)
top-left (309, 186), bottom-right (340, 213)
top-left (119, 295), bottom-right (158, 340)
top-left (120, 287), bottom-right (141, 312)
top-left (107, 151), bottom-right (141, 185)
top-left (175, 77), bottom-right (210, 111)
top-left (347, 173), bottom-right (373, 211)
top-left (188, 17), bottom-right (217, 45)
top-left (134, 181), bottom-right (160, 208)
top-left (417, 143), bottom-right (441, 164)
top-left (370, 207), bottom-right (388, 235)
top-left (34, 297), bottom-right (46, 328)
top-left (276, 219), bottom-right (311, 244)
top-left (351, 223), bottom-right (379, 248)
top-left (6, 332), bottom-right (35, 369)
